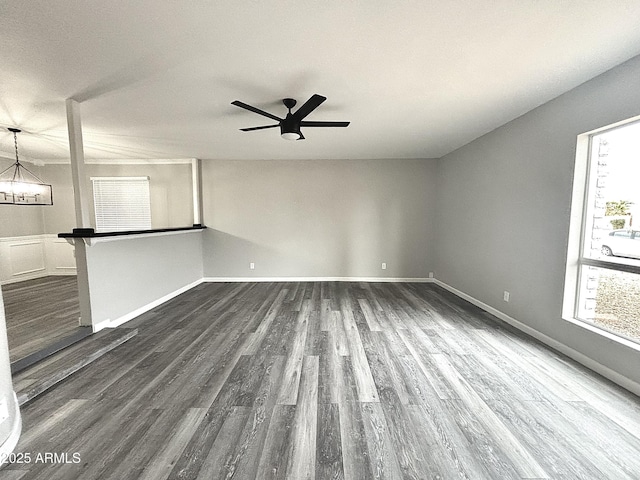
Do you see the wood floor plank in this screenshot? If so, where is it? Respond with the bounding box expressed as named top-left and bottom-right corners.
top-left (259, 312), bottom-right (297, 357)
top-left (396, 330), bottom-right (459, 400)
top-left (138, 407), bottom-right (209, 480)
top-left (337, 358), bottom-right (373, 480)
top-left (315, 402), bottom-right (344, 480)
top-left (304, 309), bottom-right (323, 356)
top-left (223, 355), bottom-right (285, 480)
top-left (369, 284), bottom-right (409, 330)
top-left (332, 312), bottom-right (349, 357)
top-left (476, 329), bottom-right (584, 402)
top-left (195, 406), bottom-right (251, 480)
top-left (16, 398), bottom-right (88, 451)
top-left (278, 300), bottom-right (312, 404)
top-left (242, 283), bottom-right (287, 333)
top-left (443, 399), bottom-right (525, 480)
top-left (376, 400), bottom-right (442, 480)
top-left (341, 309), bottom-right (379, 403)
top-left (430, 353), bottom-right (548, 478)
top-left (408, 401), bottom-right (494, 479)
top-left (360, 402), bottom-right (403, 480)
top-left (243, 288), bottom-right (289, 354)
top-left (255, 405), bottom-right (297, 480)
top-left (104, 406), bottom-right (205, 480)
top-left (484, 397), bottom-right (612, 479)
top-left (525, 353), bottom-right (640, 439)
top-left (318, 327), bottom-right (346, 405)
top-left (360, 330), bottom-right (411, 405)
top-left (15, 397), bottom-right (127, 463)
top-left (10, 281), bottom-right (640, 480)
top-left (0, 471), bottom-right (29, 480)
top-left (537, 398), bottom-right (640, 478)
top-left (357, 299), bottom-right (383, 332)
top-left (286, 355), bottom-right (319, 480)
top-left (392, 283), bottom-right (456, 330)
top-left (319, 299), bottom-right (333, 332)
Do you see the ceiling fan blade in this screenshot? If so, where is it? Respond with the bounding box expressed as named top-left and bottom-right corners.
top-left (231, 101), bottom-right (282, 122)
top-left (300, 121), bottom-right (350, 127)
top-left (240, 124), bottom-right (280, 132)
top-left (292, 94), bottom-right (326, 121)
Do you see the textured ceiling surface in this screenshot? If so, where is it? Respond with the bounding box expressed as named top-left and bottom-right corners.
top-left (1, 1), bottom-right (640, 162)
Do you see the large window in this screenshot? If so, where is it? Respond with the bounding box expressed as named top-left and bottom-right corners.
top-left (91, 177), bottom-right (152, 232)
top-left (566, 119), bottom-right (640, 344)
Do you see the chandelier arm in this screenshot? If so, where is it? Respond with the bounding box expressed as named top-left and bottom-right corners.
top-left (0, 162), bottom-right (19, 178)
top-left (14, 162), bottom-right (47, 184)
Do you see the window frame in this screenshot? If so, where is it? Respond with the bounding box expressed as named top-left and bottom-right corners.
top-left (563, 116), bottom-right (640, 350)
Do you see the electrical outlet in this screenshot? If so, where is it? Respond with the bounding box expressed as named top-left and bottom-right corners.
top-left (381, 262), bottom-right (387, 270)
top-left (503, 291), bottom-right (510, 302)
top-left (429, 272), bottom-right (434, 278)
top-left (250, 262), bottom-right (255, 270)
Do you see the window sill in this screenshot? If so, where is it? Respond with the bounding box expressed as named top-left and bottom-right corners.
top-left (563, 316), bottom-right (640, 353)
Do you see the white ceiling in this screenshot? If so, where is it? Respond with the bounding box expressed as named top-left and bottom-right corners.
top-left (2, 1), bottom-right (640, 163)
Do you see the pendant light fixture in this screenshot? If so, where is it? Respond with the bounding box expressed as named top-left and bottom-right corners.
top-left (0, 128), bottom-right (53, 205)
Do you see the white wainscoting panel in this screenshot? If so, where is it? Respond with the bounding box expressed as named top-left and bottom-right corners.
top-left (0, 235), bottom-right (77, 285)
top-left (9, 241), bottom-right (45, 277)
top-left (46, 235), bottom-right (77, 275)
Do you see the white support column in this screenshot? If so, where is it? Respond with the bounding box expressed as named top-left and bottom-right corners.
top-left (66, 99), bottom-right (92, 230)
top-left (72, 240), bottom-right (93, 327)
top-left (65, 98), bottom-right (93, 327)
top-left (192, 158), bottom-right (204, 226)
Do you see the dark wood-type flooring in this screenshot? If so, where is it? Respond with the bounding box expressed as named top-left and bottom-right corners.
top-left (4, 282), bottom-right (640, 479)
top-left (2, 276), bottom-right (81, 363)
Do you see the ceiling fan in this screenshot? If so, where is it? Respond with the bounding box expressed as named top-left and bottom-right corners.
top-left (231, 94), bottom-right (349, 140)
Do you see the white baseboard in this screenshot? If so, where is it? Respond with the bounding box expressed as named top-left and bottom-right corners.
top-left (202, 276), bottom-right (434, 283)
top-left (93, 278), bottom-right (205, 332)
top-left (0, 392), bottom-right (22, 465)
top-left (1, 272), bottom-right (44, 286)
top-left (434, 279), bottom-right (640, 397)
top-left (0, 271), bottom-right (76, 286)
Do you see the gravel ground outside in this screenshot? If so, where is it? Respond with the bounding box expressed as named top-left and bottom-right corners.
top-left (594, 269), bottom-right (640, 341)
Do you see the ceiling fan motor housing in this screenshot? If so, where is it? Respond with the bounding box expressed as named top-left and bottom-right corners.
top-left (280, 113), bottom-right (302, 140)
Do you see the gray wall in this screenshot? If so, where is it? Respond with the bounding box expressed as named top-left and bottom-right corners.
top-left (202, 158), bottom-right (437, 278)
top-left (41, 164), bottom-right (76, 234)
top-left (435, 55), bottom-right (640, 385)
top-left (85, 231), bottom-right (203, 328)
top-left (0, 204), bottom-right (44, 237)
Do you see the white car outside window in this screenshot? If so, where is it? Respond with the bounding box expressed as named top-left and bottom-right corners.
top-left (601, 229), bottom-right (640, 259)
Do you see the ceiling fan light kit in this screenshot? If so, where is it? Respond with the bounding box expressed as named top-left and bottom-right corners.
top-left (281, 132), bottom-right (301, 141)
top-left (0, 128), bottom-right (53, 205)
top-left (231, 94), bottom-right (350, 141)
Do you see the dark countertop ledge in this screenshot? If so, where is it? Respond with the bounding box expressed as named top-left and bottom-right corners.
top-left (58, 225), bottom-right (206, 239)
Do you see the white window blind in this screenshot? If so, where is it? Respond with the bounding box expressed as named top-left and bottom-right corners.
top-left (91, 177), bottom-right (151, 232)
